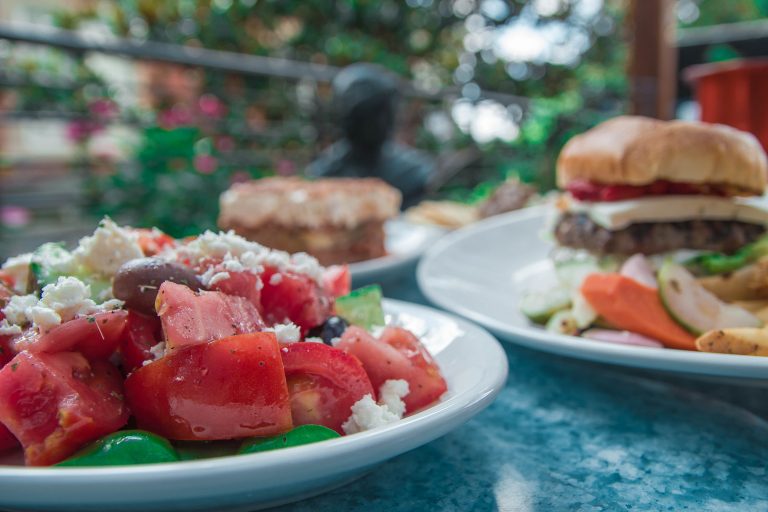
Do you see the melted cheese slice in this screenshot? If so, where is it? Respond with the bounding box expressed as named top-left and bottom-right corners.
top-left (564, 195), bottom-right (768, 230)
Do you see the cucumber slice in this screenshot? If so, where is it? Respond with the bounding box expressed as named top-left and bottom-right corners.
top-left (520, 288), bottom-right (571, 324)
top-left (554, 255), bottom-right (619, 293)
top-left (545, 310), bottom-right (580, 336)
top-left (334, 284), bottom-right (385, 330)
top-left (658, 261), bottom-right (762, 335)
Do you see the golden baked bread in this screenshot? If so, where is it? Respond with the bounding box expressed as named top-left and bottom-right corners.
top-left (556, 116), bottom-right (768, 196)
top-left (218, 177), bottom-right (401, 265)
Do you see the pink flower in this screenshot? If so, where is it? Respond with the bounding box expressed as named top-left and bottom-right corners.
top-left (276, 159), bottom-right (296, 176)
top-left (230, 171), bottom-right (251, 184)
top-left (216, 136), bottom-right (235, 152)
top-left (88, 99), bottom-right (117, 120)
top-left (158, 106), bottom-right (194, 129)
top-left (194, 154), bottom-right (218, 174)
top-left (199, 94), bottom-right (226, 119)
top-left (1, 205), bottom-right (31, 228)
top-left (66, 120), bottom-right (102, 143)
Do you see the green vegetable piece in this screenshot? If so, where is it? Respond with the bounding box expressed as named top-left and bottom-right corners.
top-left (685, 235), bottom-right (768, 275)
top-left (334, 284), bottom-right (386, 330)
top-left (238, 425), bottom-right (340, 455)
top-left (56, 430), bottom-right (179, 467)
top-left (175, 440), bottom-right (241, 461)
top-left (545, 310), bottom-right (580, 336)
top-left (520, 288), bottom-right (571, 324)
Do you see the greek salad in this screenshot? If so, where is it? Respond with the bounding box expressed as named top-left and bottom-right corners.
top-left (0, 218), bottom-right (447, 466)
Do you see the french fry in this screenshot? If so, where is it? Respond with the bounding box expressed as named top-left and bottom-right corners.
top-left (696, 327), bottom-right (768, 357)
top-left (697, 261), bottom-right (768, 302)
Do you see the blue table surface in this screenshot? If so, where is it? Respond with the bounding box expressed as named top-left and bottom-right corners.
top-left (273, 274), bottom-right (768, 512)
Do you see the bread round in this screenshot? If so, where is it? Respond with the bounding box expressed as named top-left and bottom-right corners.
top-left (556, 116), bottom-right (768, 196)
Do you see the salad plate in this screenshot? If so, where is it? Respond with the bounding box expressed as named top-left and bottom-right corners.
top-left (418, 206), bottom-right (768, 382)
top-left (349, 219), bottom-right (445, 286)
top-left (0, 299), bottom-right (507, 512)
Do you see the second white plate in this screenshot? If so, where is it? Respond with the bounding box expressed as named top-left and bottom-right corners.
top-left (418, 206), bottom-right (768, 383)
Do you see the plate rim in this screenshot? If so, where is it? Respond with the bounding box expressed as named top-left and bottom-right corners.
top-left (417, 206), bottom-right (768, 379)
top-left (0, 299), bottom-right (508, 507)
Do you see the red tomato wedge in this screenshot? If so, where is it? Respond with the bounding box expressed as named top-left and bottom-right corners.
top-left (156, 282), bottom-right (264, 352)
top-left (280, 342), bottom-right (374, 434)
top-left (0, 423), bottom-right (18, 452)
top-left (208, 270), bottom-right (262, 311)
top-left (125, 332), bottom-right (292, 440)
top-left (0, 351), bottom-right (128, 465)
top-left (120, 311), bottom-right (162, 373)
top-left (322, 266), bottom-right (351, 298)
top-left (336, 326), bottom-right (447, 413)
top-left (135, 228), bottom-right (176, 256)
top-left (260, 267), bottom-right (333, 333)
top-left (13, 310), bottom-right (129, 361)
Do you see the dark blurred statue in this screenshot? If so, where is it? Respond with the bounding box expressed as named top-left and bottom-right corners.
top-left (307, 63), bottom-right (434, 209)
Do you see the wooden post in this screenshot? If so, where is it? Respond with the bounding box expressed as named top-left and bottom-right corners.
top-left (628, 0), bottom-right (677, 119)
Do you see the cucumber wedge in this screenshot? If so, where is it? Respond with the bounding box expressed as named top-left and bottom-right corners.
top-left (545, 310), bottom-right (580, 336)
top-left (658, 261), bottom-right (762, 335)
top-left (520, 288), bottom-right (571, 324)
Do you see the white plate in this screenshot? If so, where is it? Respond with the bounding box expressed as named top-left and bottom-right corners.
top-left (348, 219), bottom-right (445, 286)
top-left (0, 299), bottom-right (507, 512)
top-left (418, 206), bottom-right (768, 382)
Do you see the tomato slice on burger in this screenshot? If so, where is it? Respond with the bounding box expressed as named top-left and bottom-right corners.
top-left (124, 332), bottom-right (292, 441)
top-left (336, 326), bottom-right (447, 414)
top-left (0, 351), bottom-right (128, 466)
top-left (280, 342), bottom-right (374, 434)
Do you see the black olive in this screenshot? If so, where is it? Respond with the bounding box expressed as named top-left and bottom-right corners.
top-left (307, 316), bottom-right (349, 345)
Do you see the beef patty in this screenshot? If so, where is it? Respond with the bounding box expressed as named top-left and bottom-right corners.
top-left (554, 213), bottom-right (765, 255)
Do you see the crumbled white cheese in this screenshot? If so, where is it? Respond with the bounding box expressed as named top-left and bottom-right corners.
top-left (1, 276), bottom-right (121, 333)
top-left (342, 379), bottom-right (410, 435)
top-left (1, 253), bottom-right (32, 294)
top-left (378, 379), bottom-right (409, 418)
top-left (269, 273), bottom-right (283, 285)
top-left (265, 322), bottom-right (301, 343)
top-left (304, 337), bottom-right (324, 343)
top-left (176, 230), bottom-right (324, 283)
top-left (0, 320), bottom-right (22, 336)
top-left (73, 217), bottom-right (144, 276)
top-left (329, 336), bottom-right (341, 347)
top-left (199, 266), bottom-right (231, 287)
top-left (148, 342), bottom-right (166, 363)
top-left (221, 255), bottom-right (245, 273)
top-left (2, 294), bottom-right (39, 325)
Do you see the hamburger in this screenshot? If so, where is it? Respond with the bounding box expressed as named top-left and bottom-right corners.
top-left (553, 116), bottom-right (768, 256)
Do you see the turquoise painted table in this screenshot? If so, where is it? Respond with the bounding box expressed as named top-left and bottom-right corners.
top-left (273, 274), bottom-right (768, 512)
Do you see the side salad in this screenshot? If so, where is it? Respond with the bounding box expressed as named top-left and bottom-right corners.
top-left (0, 218), bottom-right (447, 466)
top-left (521, 236), bottom-right (768, 357)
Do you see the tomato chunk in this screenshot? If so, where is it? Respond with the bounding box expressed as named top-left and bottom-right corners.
top-left (0, 351), bottom-right (128, 465)
top-left (13, 310), bottom-right (129, 361)
top-left (120, 311), bottom-right (163, 373)
top-left (322, 266), bottom-right (351, 298)
top-left (156, 282), bottom-right (264, 352)
top-left (337, 326), bottom-right (447, 413)
top-left (135, 228), bottom-right (176, 256)
top-left (125, 332), bottom-right (292, 440)
top-left (280, 342), bottom-right (374, 434)
top-left (208, 270), bottom-right (262, 311)
top-left (0, 423), bottom-right (18, 452)
top-left (260, 267), bottom-right (332, 332)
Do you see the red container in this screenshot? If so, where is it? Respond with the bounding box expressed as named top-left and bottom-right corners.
top-left (684, 59), bottom-right (768, 152)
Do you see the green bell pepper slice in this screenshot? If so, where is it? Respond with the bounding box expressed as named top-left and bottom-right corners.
top-left (238, 425), bottom-right (340, 455)
top-left (56, 430), bottom-right (179, 467)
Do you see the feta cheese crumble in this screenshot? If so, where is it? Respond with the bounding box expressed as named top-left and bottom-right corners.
top-left (264, 322), bottom-right (301, 343)
top-left (304, 337), bottom-right (324, 344)
top-left (176, 230), bottom-right (324, 283)
top-left (145, 342), bottom-right (166, 364)
top-left (0, 276), bottom-right (123, 333)
top-left (341, 379), bottom-right (410, 435)
top-left (73, 217), bottom-right (144, 276)
top-left (1, 253), bottom-right (33, 294)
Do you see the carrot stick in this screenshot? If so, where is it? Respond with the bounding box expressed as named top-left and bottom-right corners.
top-left (580, 273), bottom-right (696, 351)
